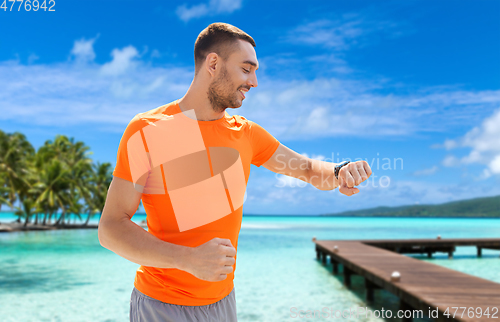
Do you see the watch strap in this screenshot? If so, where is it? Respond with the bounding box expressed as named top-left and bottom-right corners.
top-left (334, 161), bottom-right (350, 180)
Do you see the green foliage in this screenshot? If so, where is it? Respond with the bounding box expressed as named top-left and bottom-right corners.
top-left (322, 195), bottom-right (500, 218)
top-left (0, 129), bottom-right (114, 226)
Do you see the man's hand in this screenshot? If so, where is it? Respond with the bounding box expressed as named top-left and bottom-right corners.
top-left (182, 237), bottom-right (236, 282)
top-left (259, 143), bottom-right (373, 195)
top-left (337, 160), bottom-right (372, 196)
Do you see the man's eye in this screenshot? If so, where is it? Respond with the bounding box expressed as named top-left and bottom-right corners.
top-left (242, 68), bottom-right (250, 73)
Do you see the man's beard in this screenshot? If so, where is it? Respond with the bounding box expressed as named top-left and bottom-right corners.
top-left (207, 65), bottom-right (241, 113)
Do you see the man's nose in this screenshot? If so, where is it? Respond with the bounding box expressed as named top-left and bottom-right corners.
top-left (248, 74), bottom-right (258, 88)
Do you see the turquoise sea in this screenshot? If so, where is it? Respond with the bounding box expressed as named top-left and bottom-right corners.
top-left (1, 213), bottom-right (499, 322)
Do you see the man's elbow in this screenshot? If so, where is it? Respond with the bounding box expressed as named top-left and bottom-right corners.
top-left (98, 221), bottom-right (110, 248)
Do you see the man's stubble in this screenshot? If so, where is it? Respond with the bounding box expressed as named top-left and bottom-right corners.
top-left (207, 65), bottom-right (240, 114)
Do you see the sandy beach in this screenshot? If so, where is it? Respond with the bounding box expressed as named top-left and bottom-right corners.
top-left (0, 220), bottom-right (148, 232)
top-left (0, 221), bottom-right (99, 233)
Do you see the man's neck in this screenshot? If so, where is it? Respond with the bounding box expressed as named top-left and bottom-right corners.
top-left (178, 81), bottom-right (225, 122)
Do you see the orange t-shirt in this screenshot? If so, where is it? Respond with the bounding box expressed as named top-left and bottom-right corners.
top-left (112, 99), bottom-right (280, 306)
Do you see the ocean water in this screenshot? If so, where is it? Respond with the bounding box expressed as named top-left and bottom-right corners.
top-left (1, 213), bottom-right (499, 322)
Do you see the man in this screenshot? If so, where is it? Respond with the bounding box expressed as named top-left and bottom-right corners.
top-left (98, 23), bottom-right (372, 322)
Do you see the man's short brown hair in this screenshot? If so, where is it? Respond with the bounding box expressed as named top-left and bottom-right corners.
top-left (194, 23), bottom-right (256, 74)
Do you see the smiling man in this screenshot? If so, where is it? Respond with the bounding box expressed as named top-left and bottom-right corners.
top-left (98, 23), bottom-right (372, 322)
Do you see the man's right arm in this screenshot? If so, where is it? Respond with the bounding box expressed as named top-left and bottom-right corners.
top-left (98, 176), bottom-right (190, 269)
top-left (97, 176), bottom-right (236, 281)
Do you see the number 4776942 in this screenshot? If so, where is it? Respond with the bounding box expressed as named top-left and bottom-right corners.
top-left (1, 0), bottom-right (56, 12)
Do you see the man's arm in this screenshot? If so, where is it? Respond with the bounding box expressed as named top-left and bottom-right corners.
top-left (98, 176), bottom-right (236, 281)
top-left (261, 143), bottom-right (339, 190)
top-left (261, 143), bottom-right (372, 196)
top-left (98, 176), bottom-right (191, 269)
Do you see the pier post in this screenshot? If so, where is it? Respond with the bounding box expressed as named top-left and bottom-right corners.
top-left (427, 251), bottom-right (432, 258)
top-left (365, 279), bottom-right (377, 303)
top-left (477, 247), bottom-right (482, 257)
top-left (332, 261), bottom-right (338, 274)
top-left (344, 267), bottom-right (352, 288)
top-left (322, 252), bottom-right (327, 264)
top-left (448, 250), bottom-right (453, 259)
top-left (399, 300), bottom-right (413, 322)
top-left (316, 249), bottom-right (321, 260)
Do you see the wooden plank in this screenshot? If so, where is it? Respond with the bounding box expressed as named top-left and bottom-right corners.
top-left (314, 239), bottom-right (500, 322)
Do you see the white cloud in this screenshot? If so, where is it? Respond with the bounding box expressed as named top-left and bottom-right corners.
top-left (274, 174), bottom-right (308, 189)
top-left (304, 107), bottom-right (330, 132)
top-left (489, 155), bottom-right (500, 174)
top-left (209, 0), bottom-right (241, 13)
top-left (100, 45), bottom-right (140, 76)
top-left (480, 169), bottom-right (493, 180)
top-left (238, 77), bottom-right (500, 140)
top-left (176, 0), bottom-right (242, 22)
top-left (439, 108), bottom-right (500, 176)
top-left (285, 15), bottom-right (406, 51)
top-left (151, 49), bottom-right (161, 59)
top-left (27, 53), bottom-right (39, 64)
top-left (442, 155), bottom-right (460, 167)
top-left (287, 19), bottom-right (363, 50)
top-left (69, 36), bottom-right (98, 63)
top-left (1, 36), bottom-right (500, 144)
top-left (431, 139), bottom-right (458, 150)
top-left (0, 37), bottom-right (192, 128)
top-left (244, 170), bottom-right (500, 215)
top-left (257, 53), bottom-right (353, 79)
top-left (412, 166), bottom-right (438, 176)
top-left (301, 153), bottom-right (326, 161)
top-left (176, 3), bottom-right (208, 22)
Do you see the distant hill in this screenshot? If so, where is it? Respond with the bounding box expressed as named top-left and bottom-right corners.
top-left (320, 195), bottom-right (500, 218)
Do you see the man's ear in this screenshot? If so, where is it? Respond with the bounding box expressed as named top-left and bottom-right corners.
top-left (205, 53), bottom-right (218, 77)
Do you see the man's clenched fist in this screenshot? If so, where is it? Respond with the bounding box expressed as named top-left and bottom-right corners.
top-left (337, 160), bottom-right (372, 196)
top-left (183, 237), bottom-right (236, 282)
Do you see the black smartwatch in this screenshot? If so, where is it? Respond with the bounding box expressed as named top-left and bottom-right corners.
top-left (334, 161), bottom-right (350, 180)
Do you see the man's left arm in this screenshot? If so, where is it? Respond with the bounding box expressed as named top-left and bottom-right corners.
top-left (261, 143), bottom-right (372, 196)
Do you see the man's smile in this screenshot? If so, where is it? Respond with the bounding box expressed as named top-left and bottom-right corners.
top-left (238, 88), bottom-right (249, 99)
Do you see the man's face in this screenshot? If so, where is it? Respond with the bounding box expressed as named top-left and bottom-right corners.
top-left (207, 39), bottom-right (259, 113)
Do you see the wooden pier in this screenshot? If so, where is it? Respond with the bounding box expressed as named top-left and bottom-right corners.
top-left (314, 238), bottom-right (500, 322)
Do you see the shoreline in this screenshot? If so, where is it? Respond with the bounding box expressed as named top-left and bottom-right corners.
top-left (0, 220), bottom-right (148, 233)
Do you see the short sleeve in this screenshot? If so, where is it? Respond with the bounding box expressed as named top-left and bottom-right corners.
top-left (112, 114), bottom-right (151, 185)
top-left (247, 120), bottom-right (280, 167)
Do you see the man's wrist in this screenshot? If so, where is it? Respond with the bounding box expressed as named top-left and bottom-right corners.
top-left (332, 163), bottom-right (340, 189)
top-left (334, 161), bottom-right (350, 180)
top-left (171, 243), bottom-right (193, 272)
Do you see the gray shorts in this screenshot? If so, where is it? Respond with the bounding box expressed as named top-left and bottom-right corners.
top-left (129, 286), bottom-right (237, 322)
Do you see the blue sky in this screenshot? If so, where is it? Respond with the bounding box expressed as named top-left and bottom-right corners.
top-left (1, 0), bottom-right (499, 215)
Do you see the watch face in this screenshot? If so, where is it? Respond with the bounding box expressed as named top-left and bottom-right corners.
top-left (335, 161), bottom-right (349, 179)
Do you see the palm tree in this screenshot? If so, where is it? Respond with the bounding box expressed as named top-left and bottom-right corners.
top-left (0, 131), bottom-right (11, 212)
top-left (14, 160), bottom-right (44, 226)
top-left (81, 162), bottom-right (112, 226)
top-left (0, 172), bottom-right (11, 213)
top-left (1, 128), bottom-right (112, 229)
top-left (31, 158), bottom-right (72, 226)
top-left (34, 135), bottom-right (93, 226)
top-left (0, 131), bottom-right (35, 219)
top-left (78, 162), bottom-right (112, 226)
top-left (67, 140), bottom-right (94, 226)
top-left (15, 195), bottom-right (42, 227)
top-left (61, 137), bottom-right (93, 226)
top-left (66, 193), bottom-right (84, 226)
